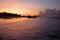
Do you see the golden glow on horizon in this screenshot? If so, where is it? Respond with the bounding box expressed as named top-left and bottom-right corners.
top-left (0, 8), bottom-right (39, 15)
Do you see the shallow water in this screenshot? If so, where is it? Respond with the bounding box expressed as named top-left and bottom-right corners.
top-left (0, 17), bottom-right (60, 40)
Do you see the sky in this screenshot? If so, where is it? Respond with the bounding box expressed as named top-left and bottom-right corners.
top-left (0, 0), bottom-right (60, 15)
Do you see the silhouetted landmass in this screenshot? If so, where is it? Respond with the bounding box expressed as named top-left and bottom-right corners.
top-left (0, 12), bottom-right (21, 19)
top-left (0, 12), bottom-right (37, 19)
top-left (19, 15), bottom-right (37, 18)
top-left (38, 8), bottom-right (60, 19)
top-left (27, 15), bottom-right (37, 18)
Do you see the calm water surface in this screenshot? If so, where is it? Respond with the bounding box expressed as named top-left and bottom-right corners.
top-left (0, 17), bottom-right (60, 40)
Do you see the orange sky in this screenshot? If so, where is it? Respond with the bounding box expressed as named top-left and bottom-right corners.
top-left (0, 0), bottom-right (45, 15)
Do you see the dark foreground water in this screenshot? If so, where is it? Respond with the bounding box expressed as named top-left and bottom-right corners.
top-left (0, 17), bottom-right (60, 40)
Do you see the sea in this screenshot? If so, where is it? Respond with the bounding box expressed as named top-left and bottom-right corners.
top-left (0, 17), bottom-right (60, 40)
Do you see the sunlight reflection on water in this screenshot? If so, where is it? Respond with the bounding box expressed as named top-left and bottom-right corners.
top-left (0, 18), bottom-right (28, 25)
